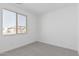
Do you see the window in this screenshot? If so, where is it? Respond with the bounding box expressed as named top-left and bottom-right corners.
top-left (17, 14), bottom-right (27, 33)
top-left (2, 9), bottom-right (27, 35)
top-left (3, 9), bottom-right (16, 35)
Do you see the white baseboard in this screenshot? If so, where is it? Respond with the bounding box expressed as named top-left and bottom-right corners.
top-left (0, 40), bottom-right (77, 54)
top-left (38, 40), bottom-right (77, 52)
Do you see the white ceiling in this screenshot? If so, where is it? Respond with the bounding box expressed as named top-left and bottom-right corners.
top-left (14, 3), bottom-right (76, 15)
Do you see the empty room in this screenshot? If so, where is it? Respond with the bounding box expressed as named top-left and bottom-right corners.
top-left (0, 3), bottom-right (79, 56)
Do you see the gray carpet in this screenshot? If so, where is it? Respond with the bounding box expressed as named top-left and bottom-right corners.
top-left (0, 42), bottom-right (78, 56)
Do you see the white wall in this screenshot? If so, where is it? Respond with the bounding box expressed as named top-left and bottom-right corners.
top-left (39, 5), bottom-right (77, 51)
top-left (0, 4), bottom-right (37, 53)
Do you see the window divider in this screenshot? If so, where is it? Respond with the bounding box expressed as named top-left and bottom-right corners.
top-left (16, 13), bottom-right (18, 34)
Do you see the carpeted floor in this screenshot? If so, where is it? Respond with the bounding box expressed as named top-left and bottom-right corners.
top-left (0, 41), bottom-right (78, 56)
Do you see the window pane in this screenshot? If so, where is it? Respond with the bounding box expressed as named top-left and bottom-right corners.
top-left (17, 14), bottom-right (26, 33)
top-left (3, 9), bottom-right (16, 35)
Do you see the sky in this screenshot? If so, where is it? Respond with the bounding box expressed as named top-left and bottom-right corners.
top-left (3, 9), bottom-right (26, 28)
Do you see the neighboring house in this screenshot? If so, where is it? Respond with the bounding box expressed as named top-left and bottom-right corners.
top-left (3, 26), bottom-right (26, 34)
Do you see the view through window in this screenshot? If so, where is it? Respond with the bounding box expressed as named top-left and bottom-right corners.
top-left (17, 14), bottom-right (26, 33)
top-left (2, 9), bottom-right (27, 35)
